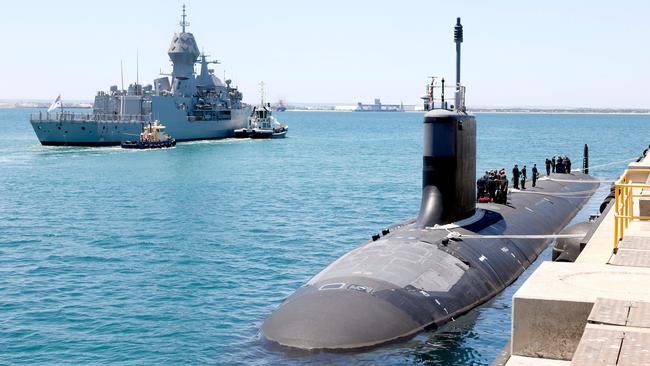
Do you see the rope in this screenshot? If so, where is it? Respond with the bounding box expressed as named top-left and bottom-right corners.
top-left (571, 157), bottom-right (638, 172)
top-left (509, 187), bottom-right (600, 196)
top-left (539, 177), bottom-right (614, 184)
top-left (448, 232), bottom-right (584, 240)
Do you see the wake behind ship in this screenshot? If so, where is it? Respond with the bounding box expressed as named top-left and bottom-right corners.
top-left (30, 6), bottom-right (250, 146)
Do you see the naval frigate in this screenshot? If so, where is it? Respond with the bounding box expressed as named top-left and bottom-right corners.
top-left (30, 6), bottom-right (250, 146)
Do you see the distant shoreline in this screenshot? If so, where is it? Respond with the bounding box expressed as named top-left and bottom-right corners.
top-left (4, 105), bottom-right (650, 116)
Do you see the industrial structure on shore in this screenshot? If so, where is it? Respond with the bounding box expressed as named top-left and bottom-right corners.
top-left (355, 98), bottom-right (404, 112)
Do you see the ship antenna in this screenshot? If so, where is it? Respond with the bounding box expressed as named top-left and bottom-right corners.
top-left (120, 59), bottom-right (124, 92)
top-left (260, 81), bottom-right (266, 105)
top-left (453, 17), bottom-right (465, 111)
top-left (454, 17), bottom-right (463, 86)
top-left (180, 4), bottom-right (190, 33)
top-left (136, 49), bottom-right (139, 88)
top-left (120, 59), bottom-right (125, 117)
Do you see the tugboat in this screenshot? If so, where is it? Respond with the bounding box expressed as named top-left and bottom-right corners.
top-left (234, 82), bottom-right (288, 139)
top-left (121, 120), bottom-right (176, 149)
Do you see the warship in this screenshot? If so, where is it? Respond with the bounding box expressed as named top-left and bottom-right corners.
top-left (260, 18), bottom-right (599, 351)
top-left (30, 6), bottom-right (250, 146)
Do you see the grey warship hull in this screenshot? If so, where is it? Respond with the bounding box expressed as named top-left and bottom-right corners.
top-left (30, 107), bottom-right (250, 146)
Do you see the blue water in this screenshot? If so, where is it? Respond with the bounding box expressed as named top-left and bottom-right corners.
top-left (1, 109), bottom-right (648, 365)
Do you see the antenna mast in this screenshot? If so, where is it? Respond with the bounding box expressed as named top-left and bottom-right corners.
top-left (259, 81), bottom-right (266, 105)
top-left (454, 17), bottom-right (463, 86)
top-left (453, 18), bottom-right (465, 111)
top-left (120, 60), bottom-right (124, 91)
top-left (120, 60), bottom-right (125, 117)
top-left (179, 4), bottom-right (190, 33)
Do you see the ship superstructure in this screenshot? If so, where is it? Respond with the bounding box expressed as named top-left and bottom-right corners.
top-left (30, 5), bottom-right (250, 146)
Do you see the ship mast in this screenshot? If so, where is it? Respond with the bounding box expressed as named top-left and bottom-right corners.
top-left (259, 81), bottom-right (266, 106)
top-left (179, 4), bottom-right (189, 33)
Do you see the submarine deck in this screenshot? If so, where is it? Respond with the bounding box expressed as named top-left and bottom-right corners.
top-left (501, 155), bottom-right (650, 365)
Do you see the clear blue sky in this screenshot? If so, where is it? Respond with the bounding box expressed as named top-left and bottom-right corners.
top-left (3, 0), bottom-right (649, 108)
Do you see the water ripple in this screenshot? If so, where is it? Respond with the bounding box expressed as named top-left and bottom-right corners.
top-left (1, 109), bottom-right (647, 364)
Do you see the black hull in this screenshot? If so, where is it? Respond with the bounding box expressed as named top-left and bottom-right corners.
top-left (261, 173), bottom-right (598, 350)
top-left (234, 128), bottom-right (288, 139)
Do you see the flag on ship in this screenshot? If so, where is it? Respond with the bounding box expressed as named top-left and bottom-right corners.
top-left (47, 95), bottom-right (61, 112)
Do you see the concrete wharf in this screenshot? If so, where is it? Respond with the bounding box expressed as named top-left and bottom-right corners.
top-left (500, 154), bottom-right (650, 365)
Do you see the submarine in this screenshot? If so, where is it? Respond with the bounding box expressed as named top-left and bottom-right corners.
top-left (261, 18), bottom-right (599, 350)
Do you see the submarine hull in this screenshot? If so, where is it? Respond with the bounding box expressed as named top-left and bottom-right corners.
top-left (261, 173), bottom-right (598, 350)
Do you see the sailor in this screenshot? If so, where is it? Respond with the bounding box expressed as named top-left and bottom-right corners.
top-left (520, 165), bottom-right (527, 190)
top-left (556, 156), bottom-right (564, 174)
top-left (532, 164), bottom-right (539, 187)
top-left (512, 164), bottom-right (520, 189)
top-left (566, 157), bottom-right (572, 173)
top-left (477, 172), bottom-right (488, 200)
top-left (545, 158), bottom-right (551, 176)
top-left (488, 170), bottom-right (499, 201)
top-left (497, 169), bottom-right (508, 204)
top-left (551, 156), bottom-right (556, 173)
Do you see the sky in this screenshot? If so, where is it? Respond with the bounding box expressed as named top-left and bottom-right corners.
top-left (2, 0), bottom-right (649, 108)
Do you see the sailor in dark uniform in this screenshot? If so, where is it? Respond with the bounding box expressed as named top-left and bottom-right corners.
top-left (556, 156), bottom-right (564, 173)
top-left (532, 164), bottom-right (539, 187)
top-left (551, 156), bottom-right (556, 173)
top-left (512, 164), bottom-right (520, 189)
top-left (520, 165), bottom-right (527, 190)
top-left (545, 158), bottom-right (551, 176)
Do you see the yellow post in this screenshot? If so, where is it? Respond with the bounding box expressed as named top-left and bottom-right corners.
top-left (625, 184), bottom-right (629, 229)
top-left (627, 188), bottom-right (634, 226)
top-left (615, 181), bottom-right (620, 250)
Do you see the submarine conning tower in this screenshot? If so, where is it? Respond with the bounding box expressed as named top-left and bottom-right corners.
top-left (416, 17), bottom-right (476, 228)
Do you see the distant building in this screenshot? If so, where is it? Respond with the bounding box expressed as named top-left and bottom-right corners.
top-left (355, 98), bottom-right (404, 112)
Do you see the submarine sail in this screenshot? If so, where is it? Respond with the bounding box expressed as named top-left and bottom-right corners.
top-left (260, 18), bottom-right (598, 351)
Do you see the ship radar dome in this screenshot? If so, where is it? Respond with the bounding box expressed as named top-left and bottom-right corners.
top-left (168, 5), bottom-right (199, 64)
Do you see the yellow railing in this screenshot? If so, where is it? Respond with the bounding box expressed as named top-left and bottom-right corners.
top-left (613, 168), bottom-right (650, 253)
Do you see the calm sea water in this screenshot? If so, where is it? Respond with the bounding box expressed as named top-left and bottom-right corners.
top-left (1, 109), bottom-right (648, 365)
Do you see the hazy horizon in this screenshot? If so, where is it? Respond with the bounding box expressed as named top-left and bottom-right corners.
top-left (3, 1), bottom-right (649, 108)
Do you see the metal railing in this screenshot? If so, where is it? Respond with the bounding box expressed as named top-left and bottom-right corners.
top-left (30, 112), bottom-right (150, 123)
top-left (613, 168), bottom-right (650, 253)
top-left (425, 84), bottom-right (467, 112)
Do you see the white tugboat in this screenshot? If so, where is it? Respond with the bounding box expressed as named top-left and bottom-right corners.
top-left (234, 82), bottom-right (288, 139)
top-left (121, 121), bottom-right (176, 149)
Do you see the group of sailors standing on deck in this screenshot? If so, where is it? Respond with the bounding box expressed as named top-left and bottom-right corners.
top-left (544, 156), bottom-right (572, 175)
top-left (476, 169), bottom-right (509, 204)
top-left (478, 155), bottom-right (574, 204)
top-left (511, 163), bottom-right (539, 190)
